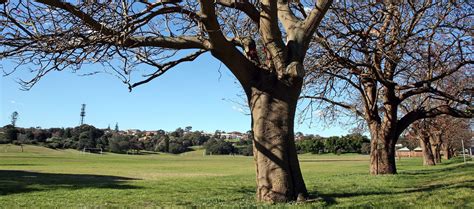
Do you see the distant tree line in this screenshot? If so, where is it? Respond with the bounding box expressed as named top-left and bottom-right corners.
top-left (0, 125), bottom-right (371, 155)
top-left (0, 124), bottom-right (109, 151)
top-left (295, 133), bottom-right (371, 155)
top-left (0, 125), bottom-right (250, 155)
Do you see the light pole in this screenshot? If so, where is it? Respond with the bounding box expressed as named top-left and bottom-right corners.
top-left (461, 138), bottom-right (466, 164)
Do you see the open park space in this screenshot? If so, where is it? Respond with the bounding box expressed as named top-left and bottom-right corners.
top-left (0, 144), bottom-right (472, 208)
top-left (1, 0), bottom-right (473, 205)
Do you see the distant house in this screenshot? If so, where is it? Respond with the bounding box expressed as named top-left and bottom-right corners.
top-left (144, 131), bottom-right (156, 137)
top-left (412, 147), bottom-right (423, 157)
top-left (396, 147), bottom-right (424, 158)
top-left (396, 147), bottom-right (411, 158)
top-left (126, 129), bottom-right (140, 135)
top-left (220, 131), bottom-right (244, 140)
top-left (138, 136), bottom-right (150, 142)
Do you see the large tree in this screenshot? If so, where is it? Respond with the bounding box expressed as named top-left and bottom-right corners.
top-left (406, 119), bottom-right (436, 166)
top-left (421, 116), bottom-right (472, 162)
top-left (303, 1), bottom-right (473, 174)
top-left (0, 0), bottom-right (332, 202)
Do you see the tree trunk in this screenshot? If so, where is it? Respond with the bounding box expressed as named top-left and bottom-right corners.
top-left (442, 143), bottom-right (452, 160)
top-left (442, 145), bottom-right (448, 160)
top-left (431, 144), bottom-right (441, 164)
top-left (443, 144), bottom-right (453, 160)
top-left (419, 136), bottom-right (435, 166)
top-left (247, 75), bottom-right (307, 203)
top-left (369, 123), bottom-right (397, 175)
top-left (430, 135), bottom-right (442, 164)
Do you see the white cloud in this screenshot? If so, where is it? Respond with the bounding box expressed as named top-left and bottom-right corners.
top-left (9, 100), bottom-right (24, 106)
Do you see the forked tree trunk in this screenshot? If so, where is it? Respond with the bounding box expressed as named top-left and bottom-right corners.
top-left (247, 74), bottom-right (307, 203)
top-left (368, 123), bottom-right (397, 175)
top-left (419, 136), bottom-right (436, 166)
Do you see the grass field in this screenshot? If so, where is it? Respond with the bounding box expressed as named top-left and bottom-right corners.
top-left (0, 144), bottom-right (473, 208)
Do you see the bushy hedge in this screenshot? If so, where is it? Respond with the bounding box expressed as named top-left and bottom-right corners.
top-left (204, 139), bottom-right (236, 155)
top-left (296, 133), bottom-right (370, 154)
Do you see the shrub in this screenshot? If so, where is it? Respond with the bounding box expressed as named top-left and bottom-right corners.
top-left (204, 139), bottom-right (235, 155)
top-left (45, 137), bottom-right (64, 149)
top-left (2, 125), bottom-right (19, 144)
top-left (237, 143), bottom-right (253, 156)
top-left (296, 138), bottom-right (324, 154)
top-left (168, 142), bottom-right (188, 154)
top-left (109, 135), bottom-right (130, 153)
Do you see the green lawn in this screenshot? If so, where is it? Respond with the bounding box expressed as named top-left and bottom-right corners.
top-left (0, 144), bottom-right (472, 208)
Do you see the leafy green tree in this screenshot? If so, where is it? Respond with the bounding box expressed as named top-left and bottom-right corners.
top-left (155, 135), bottom-right (170, 153)
top-left (62, 128), bottom-right (73, 138)
top-left (68, 125), bottom-right (104, 149)
top-left (2, 125), bottom-right (19, 143)
top-left (45, 137), bottom-right (64, 149)
top-left (62, 138), bottom-right (77, 149)
top-left (204, 139), bottom-right (235, 155)
top-left (296, 137), bottom-right (324, 154)
top-left (78, 132), bottom-right (95, 149)
top-left (236, 143), bottom-right (254, 156)
top-left (185, 126), bottom-right (192, 132)
top-left (33, 129), bottom-right (50, 143)
top-left (109, 135), bottom-right (130, 154)
top-left (183, 131), bottom-right (209, 146)
top-left (168, 142), bottom-right (188, 154)
top-left (170, 128), bottom-right (184, 138)
top-left (96, 133), bottom-right (111, 150)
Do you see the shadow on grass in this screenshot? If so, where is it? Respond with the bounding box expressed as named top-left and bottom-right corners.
top-left (309, 163), bottom-right (473, 206)
top-left (0, 170), bottom-right (141, 196)
top-left (0, 164), bottom-right (41, 166)
top-left (438, 157), bottom-right (472, 165)
top-left (300, 159), bottom-right (367, 163)
top-left (399, 163), bottom-right (471, 175)
top-left (115, 151), bottom-right (162, 155)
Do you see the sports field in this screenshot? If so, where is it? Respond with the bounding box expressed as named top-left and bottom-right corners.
top-left (0, 144), bottom-right (472, 208)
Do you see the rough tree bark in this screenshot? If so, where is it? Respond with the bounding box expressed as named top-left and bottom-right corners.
top-left (369, 122), bottom-right (397, 174)
top-left (442, 143), bottom-right (453, 160)
top-left (430, 134), bottom-right (442, 164)
top-left (419, 135), bottom-right (436, 166)
top-left (368, 87), bottom-right (400, 175)
top-left (248, 71), bottom-right (307, 201)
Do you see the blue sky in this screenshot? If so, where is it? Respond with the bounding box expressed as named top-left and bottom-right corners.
top-left (1, 53), bottom-right (349, 136)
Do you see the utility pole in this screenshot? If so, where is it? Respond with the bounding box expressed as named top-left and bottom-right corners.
top-left (461, 138), bottom-right (466, 164)
top-left (80, 104), bottom-right (86, 125)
